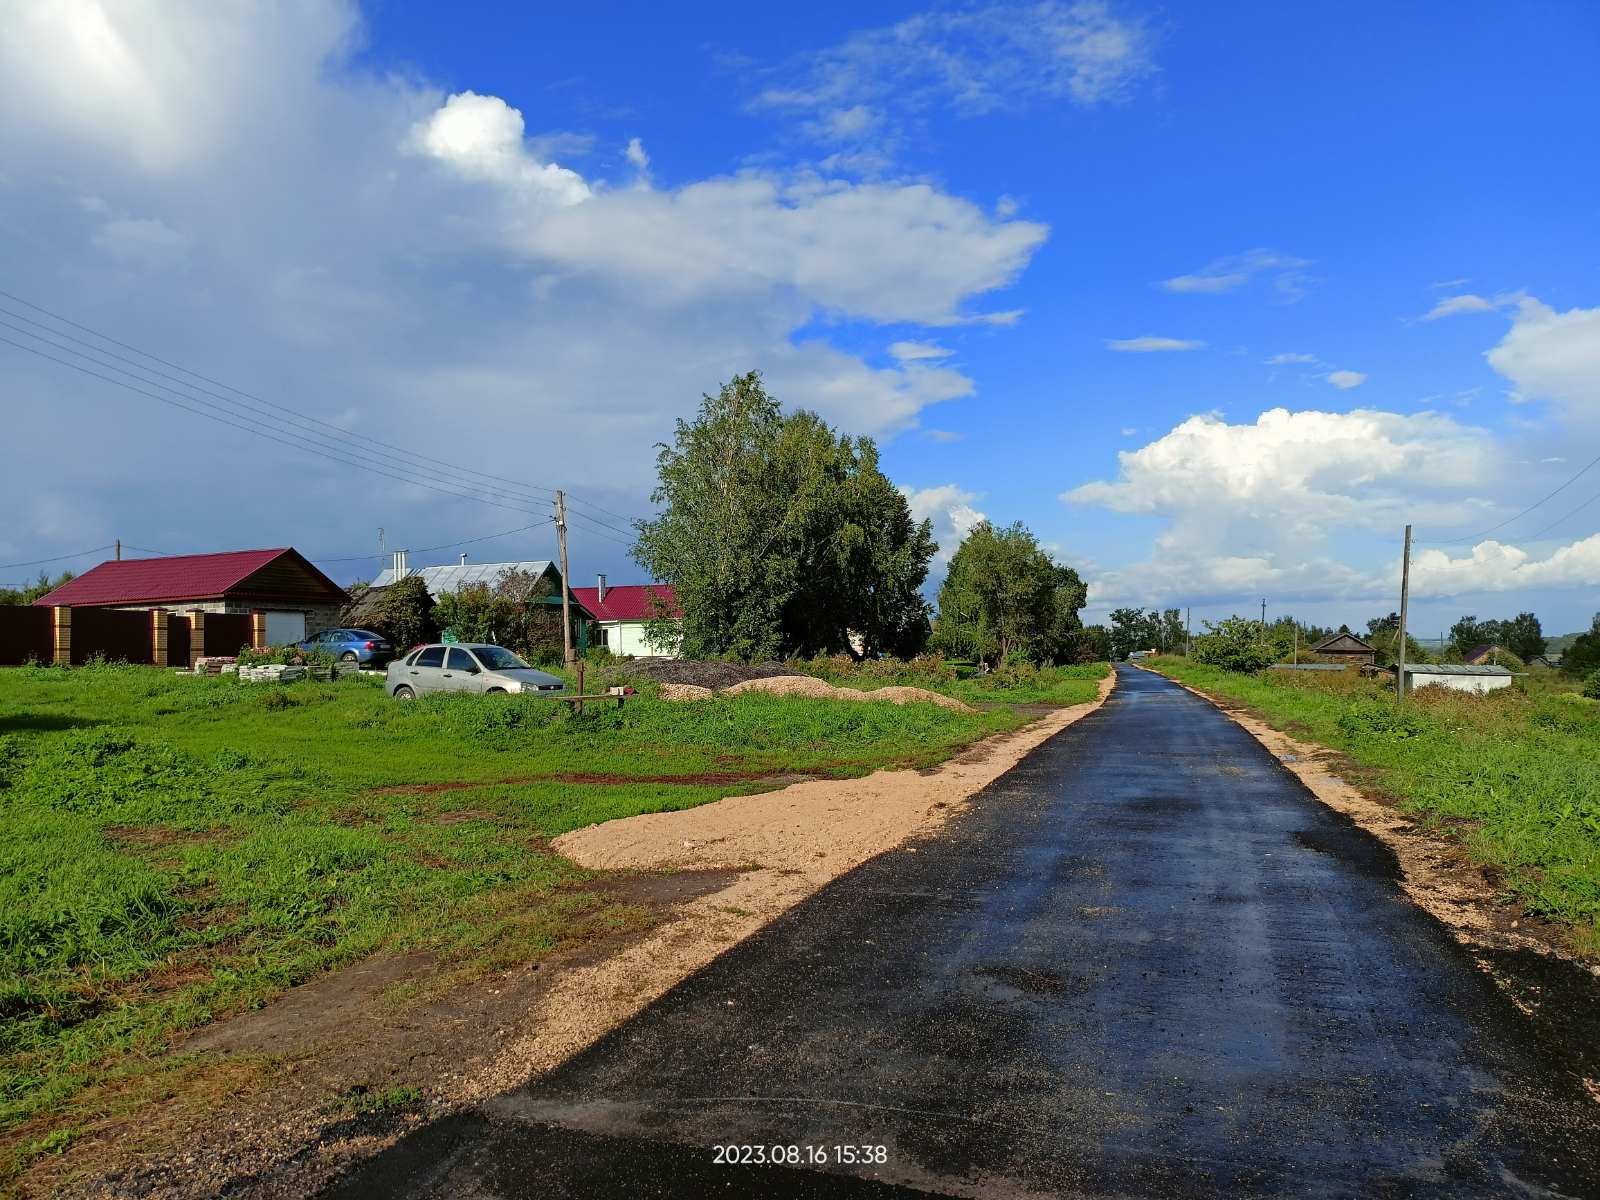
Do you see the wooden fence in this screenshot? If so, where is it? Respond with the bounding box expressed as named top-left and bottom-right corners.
top-left (0, 606), bottom-right (266, 667)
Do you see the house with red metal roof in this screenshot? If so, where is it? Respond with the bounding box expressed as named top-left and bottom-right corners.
top-left (569, 576), bottom-right (681, 658)
top-left (34, 548), bottom-right (348, 645)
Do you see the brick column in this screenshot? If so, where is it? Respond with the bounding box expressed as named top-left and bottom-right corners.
top-left (150, 609), bottom-right (168, 667)
top-left (250, 609), bottom-right (267, 650)
top-left (51, 606), bottom-right (71, 666)
top-left (188, 610), bottom-right (206, 669)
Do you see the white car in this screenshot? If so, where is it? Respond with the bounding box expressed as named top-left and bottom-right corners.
top-left (386, 643), bottom-right (568, 699)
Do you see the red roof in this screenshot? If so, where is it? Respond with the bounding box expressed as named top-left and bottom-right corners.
top-left (570, 583), bottom-right (680, 623)
top-left (33, 548), bottom-right (342, 608)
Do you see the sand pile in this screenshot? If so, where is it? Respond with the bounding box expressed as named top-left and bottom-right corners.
top-left (657, 682), bottom-right (714, 701)
top-left (718, 674), bottom-right (974, 711)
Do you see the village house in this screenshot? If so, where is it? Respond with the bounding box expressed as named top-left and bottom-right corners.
top-left (363, 552), bottom-right (595, 650)
top-left (1394, 663), bottom-right (1514, 695)
top-left (571, 576), bottom-right (682, 658)
top-left (1307, 632), bottom-right (1377, 667)
top-left (33, 548), bottom-right (347, 645)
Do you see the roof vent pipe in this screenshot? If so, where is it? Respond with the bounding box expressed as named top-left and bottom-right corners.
top-left (597, 573), bottom-right (607, 603)
top-left (460, 553), bottom-right (468, 566)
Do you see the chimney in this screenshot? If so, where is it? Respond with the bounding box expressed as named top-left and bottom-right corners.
top-left (459, 553), bottom-right (468, 566)
top-left (597, 573), bottom-right (607, 603)
top-left (393, 549), bottom-right (409, 580)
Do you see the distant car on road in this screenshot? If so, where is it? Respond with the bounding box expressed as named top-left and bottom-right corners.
top-left (386, 643), bottom-right (568, 700)
top-left (297, 627), bottom-right (395, 666)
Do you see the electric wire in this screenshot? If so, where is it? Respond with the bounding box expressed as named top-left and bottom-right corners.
top-left (1420, 447), bottom-right (1600, 546)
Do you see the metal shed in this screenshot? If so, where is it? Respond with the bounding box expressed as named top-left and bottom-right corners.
top-left (1397, 663), bottom-right (1514, 695)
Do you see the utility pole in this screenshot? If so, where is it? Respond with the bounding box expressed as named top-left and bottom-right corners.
top-left (1396, 524), bottom-right (1412, 702)
top-left (1184, 606), bottom-right (1191, 657)
top-left (555, 490), bottom-right (575, 668)
top-left (115, 538), bottom-right (121, 561)
top-left (1293, 620), bottom-right (1299, 664)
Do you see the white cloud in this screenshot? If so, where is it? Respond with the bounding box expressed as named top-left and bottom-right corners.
top-left (1421, 293), bottom-right (1495, 321)
top-left (922, 428), bottom-right (965, 443)
top-left (1106, 335), bottom-right (1203, 353)
top-left (1327, 370), bottom-right (1367, 389)
top-left (1159, 249), bottom-right (1312, 299)
top-left (1407, 535), bottom-right (1600, 597)
top-left (624, 136), bottom-right (650, 172)
top-left (755, 2), bottom-right (1154, 168)
top-left (889, 340), bottom-right (954, 361)
top-left (1267, 351), bottom-right (1318, 365)
top-left (0, 0), bottom-right (1048, 571)
top-left (902, 483), bottom-right (987, 563)
top-left (1065, 407), bottom-right (1502, 606)
top-left (1485, 295), bottom-right (1600, 421)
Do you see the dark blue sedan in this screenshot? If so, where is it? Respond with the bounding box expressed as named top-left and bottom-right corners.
top-left (296, 627), bottom-right (396, 667)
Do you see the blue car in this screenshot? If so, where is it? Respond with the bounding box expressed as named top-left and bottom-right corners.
top-left (296, 627), bottom-right (396, 667)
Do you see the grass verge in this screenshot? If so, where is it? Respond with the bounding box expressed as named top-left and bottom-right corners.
top-left (1146, 656), bottom-right (1600, 954)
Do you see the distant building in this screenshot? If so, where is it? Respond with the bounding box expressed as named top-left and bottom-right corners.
top-left (1461, 644), bottom-right (1513, 666)
top-left (33, 548), bottom-right (346, 644)
top-left (1529, 653), bottom-right (1564, 669)
top-left (1394, 663), bottom-right (1514, 695)
top-left (571, 576), bottom-right (682, 658)
top-left (363, 552), bottom-right (594, 649)
top-left (1307, 632), bottom-right (1376, 667)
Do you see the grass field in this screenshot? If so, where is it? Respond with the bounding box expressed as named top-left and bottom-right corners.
top-left (1147, 657), bottom-right (1600, 954)
top-left (0, 661), bottom-right (1049, 1174)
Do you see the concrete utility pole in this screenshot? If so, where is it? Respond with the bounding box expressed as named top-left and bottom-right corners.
top-left (555, 490), bottom-right (575, 668)
top-left (1396, 524), bottom-right (1413, 702)
top-left (1184, 607), bottom-right (1191, 657)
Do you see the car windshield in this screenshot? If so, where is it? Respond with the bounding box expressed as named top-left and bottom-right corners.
top-left (472, 646), bottom-right (529, 671)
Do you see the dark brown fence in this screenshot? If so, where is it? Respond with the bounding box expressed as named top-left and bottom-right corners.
top-left (71, 608), bottom-right (154, 665)
top-left (0, 607), bottom-right (54, 666)
top-left (203, 613), bottom-right (253, 658)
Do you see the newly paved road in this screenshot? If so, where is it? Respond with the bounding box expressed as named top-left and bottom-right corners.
top-left (325, 666), bottom-right (1600, 1198)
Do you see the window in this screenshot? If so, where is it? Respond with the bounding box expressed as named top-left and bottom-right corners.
top-left (446, 648), bottom-right (478, 672)
top-left (472, 646), bottom-right (528, 671)
top-left (414, 646), bottom-right (445, 668)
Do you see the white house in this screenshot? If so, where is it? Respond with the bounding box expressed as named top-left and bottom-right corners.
top-left (571, 576), bottom-right (682, 658)
top-left (1398, 663), bottom-right (1514, 695)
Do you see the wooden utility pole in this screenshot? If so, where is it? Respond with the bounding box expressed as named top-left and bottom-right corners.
top-left (1396, 524), bottom-right (1412, 702)
top-left (1184, 607), bottom-right (1191, 657)
top-left (555, 490), bottom-right (575, 668)
top-left (115, 539), bottom-right (121, 561)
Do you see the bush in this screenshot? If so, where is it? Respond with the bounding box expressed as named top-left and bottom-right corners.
top-left (1191, 616), bottom-right (1283, 673)
top-left (1583, 670), bottom-right (1600, 700)
top-left (237, 643), bottom-right (334, 667)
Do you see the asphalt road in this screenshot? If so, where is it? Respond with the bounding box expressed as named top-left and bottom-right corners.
top-left (323, 665), bottom-right (1600, 1198)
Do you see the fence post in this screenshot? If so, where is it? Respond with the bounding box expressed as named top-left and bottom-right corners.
top-left (51, 606), bottom-right (71, 666)
top-left (250, 610), bottom-right (267, 650)
top-left (188, 610), bottom-right (206, 669)
top-left (150, 609), bottom-right (168, 667)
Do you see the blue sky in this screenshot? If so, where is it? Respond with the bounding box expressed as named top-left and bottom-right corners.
top-left (3, 1), bottom-right (1599, 637)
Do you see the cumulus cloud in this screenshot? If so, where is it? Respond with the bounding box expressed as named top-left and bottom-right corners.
top-left (1159, 249), bottom-right (1312, 299)
top-left (889, 340), bottom-right (954, 361)
top-left (1326, 370), bottom-right (1367, 389)
top-left (1106, 335), bottom-right (1203, 352)
top-left (623, 136), bottom-right (650, 171)
top-left (1065, 407), bottom-right (1502, 606)
top-left (902, 483), bottom-right (987, 563)
top-left (1421, 293), bottom-right (1495, 321)
top-left (1485, 295), bottom-right (1600, 421)
top-left (1405, 535), bottom-right (1600, 597)
top-left (0, 0), bottom-right (1048, 574)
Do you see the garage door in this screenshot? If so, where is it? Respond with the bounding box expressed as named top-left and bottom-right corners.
top-left (264, 611), bottom-right (307, 646)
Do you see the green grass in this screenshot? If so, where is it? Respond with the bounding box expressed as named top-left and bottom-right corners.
top-left (1147, 656), bottom-right (1600, 951)
top-left (785, 655), bottom-right (1109, 707)
top-left (0, 660), bottom-right (1034, 1171)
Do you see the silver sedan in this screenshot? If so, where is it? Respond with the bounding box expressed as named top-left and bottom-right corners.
top-left (386, 643), bottom-right (568, 699)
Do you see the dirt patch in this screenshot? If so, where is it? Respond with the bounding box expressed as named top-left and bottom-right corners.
top-left (720, 674), bottom-right (973, 711)
top-left (369, 769), bottom-right (809, 797)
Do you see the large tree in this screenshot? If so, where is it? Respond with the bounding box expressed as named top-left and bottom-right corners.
top-left (1563, 613), bottom-right (1600, 677)
top-left (932, 521), bottom-right (1085, 665)
top-left (1501, 611), bottom-right (1546, 661)
top-left (633, 372), bottom-right (935, 661)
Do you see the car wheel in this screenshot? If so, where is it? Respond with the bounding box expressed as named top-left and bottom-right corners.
top-left (486, 687), bottom-right (506, 694)
top-left (393, 686), bottom-right (415, 701)
top-left (341, 651), bottom-right (359, 663)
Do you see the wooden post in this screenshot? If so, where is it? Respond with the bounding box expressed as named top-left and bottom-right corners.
top-left (1396, 524), bottom-right (1412, 703)
top-left (556, 490), bottom-right (575, 668)
top-left (150, 609), bottom-right (168, 667)
top-left (188, 610), bottom-right (206, 669)
top-left (51, 606), bottom-right (71, 666)
top-left (249, 610), bottom-right (267, 650)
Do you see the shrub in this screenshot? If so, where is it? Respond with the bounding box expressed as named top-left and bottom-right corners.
top-left (1583, 670), bottom-right (1600, 700)
top-left (1191, 616), bottom-right (1283, 673)
top-left (237, 644), bottom-right (334, 667)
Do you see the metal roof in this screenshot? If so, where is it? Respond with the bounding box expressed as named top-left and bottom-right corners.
top-left (1400, 663), bottom-right (1512, 676)
top-left (33, 548), bottom-right (344, 607)
top-left (1269, 663), bottom-right (1348, 671)
top-left (371, 559), bottom-right (555, 594)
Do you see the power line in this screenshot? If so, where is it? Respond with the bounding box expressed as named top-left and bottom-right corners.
top-left (565, 508), bottom-right (637, 549)
top-left (0, 315), bottom-right (557, 514)
top-left (1517, 488), bottom-right (1600, 544)
top-left (1420, 448), bottom-right (1600, 546)
top-left (0, 288), bottom-right (563, 503)
top-left (0, 544), bottom-right (115, 571)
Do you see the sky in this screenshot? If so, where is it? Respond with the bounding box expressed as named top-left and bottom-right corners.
top-left (2, 0), bottom-right (1599, 638)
